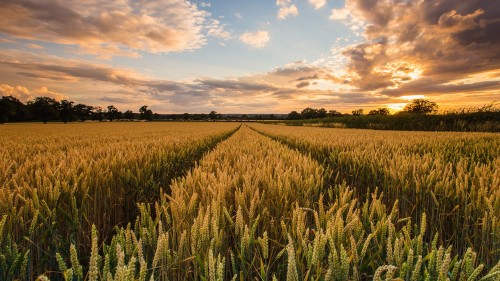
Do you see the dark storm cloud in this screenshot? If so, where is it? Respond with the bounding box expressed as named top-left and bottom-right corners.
top-left (296, 81), bottom-right (310, 88)
top-left (332, 0), bottom-right (500, 95)
top-left (382, 80), bottom-right (500, 96)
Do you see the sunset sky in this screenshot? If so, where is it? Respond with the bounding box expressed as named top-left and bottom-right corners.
top-left (0, 0), bottom-right (499, 113)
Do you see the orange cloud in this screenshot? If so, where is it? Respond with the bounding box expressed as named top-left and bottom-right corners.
top-left (25, 43), bottom-right (44, 49)
top-left (0, 84), bottom-right (32, 101)
top-left (329, 0), bottom-right (500, 101)
top-left (0, 0), bottom-right (229, 57)
top-left (0, 83), bottom-right (66, 102)
top-left (0, 50), bottom-right (390, 113)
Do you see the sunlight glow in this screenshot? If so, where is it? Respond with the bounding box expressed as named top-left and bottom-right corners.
top-left (442, 70), bottom-right (500, 85)
top-left (399, 95), bottom-right (424, 101)
top-left (387, 103), bottom-right (406, 112)
top-left (376, 62), bottom-right (423, 88)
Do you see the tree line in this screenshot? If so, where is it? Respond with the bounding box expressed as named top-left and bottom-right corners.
top-left (0, 96), bottom-right (155, 124)
top-left (274, 99), bottom-right (499, 132)
top-left (287, 99), bottom-right (437, 120)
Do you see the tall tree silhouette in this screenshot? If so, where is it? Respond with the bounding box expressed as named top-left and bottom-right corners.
top-left (28, 97), bottom-right (59, 124)
top-left (74, 104), bottom-right (93, 122)
top-left (403, 99), bottom-right (438, 114)
top-left (58, 100), bottom-right (76, 123)
top-left (106, 105), bottom-right (119, 121)
top-left (139, 105), bottom-right (153, 121)
top-left (0, 96), bottom-right (19, 123)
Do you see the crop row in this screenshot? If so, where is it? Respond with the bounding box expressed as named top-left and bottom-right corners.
top-left (249, 123), bottom-right (500, 267)
top-left (0, 122), bottom-right (239, 279)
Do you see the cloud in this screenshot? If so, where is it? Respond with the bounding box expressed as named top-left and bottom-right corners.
top-left (328, 0), bottom-right (500, 98)
top-left (26, 43), bottom-right (44, 50)
top-left (0, 38), bottom-right (15, 43)
top-left (0, 50), bottom-right (368, 112)
top-left (75, 45), bottom-right (141, 60)
top-left (0, 51), bottom-right (219, 109)
top-left (197, 78), bottom-right (278, 92)
top-left (206, 19), bottom-right (231, 40)
top-left (0, 84), bottom-right (33, 101)
top-left (382, 79), bottom-right (500, 97)
top-left (277, 0), bottom-right (299, 20)
top-left (309, 0), bottom-right (326, 9)
top-left (1, 41), bottom-right (497, 113)
top-left (296, 81), bottom-right (310, 88)
top-left (32, 86), bottom-right (67, 100)
top-left (239, 31), bottom-right (270, 48)
top-left (0, 0), bottom-right (229, 57)
top-left (0, 83), bottom-right (66, 102)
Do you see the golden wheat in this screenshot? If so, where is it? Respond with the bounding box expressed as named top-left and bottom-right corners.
top-left (1, 122), bottom-right (498, 280)
top-left (0, 122), bottom-right (239, 279)
top-left (249, 123), bottom-right (500, 265)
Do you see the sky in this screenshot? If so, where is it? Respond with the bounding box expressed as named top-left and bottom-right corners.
top-left (0, 0), bottom-right (499, 114)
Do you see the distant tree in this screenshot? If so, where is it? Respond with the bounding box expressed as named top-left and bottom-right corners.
top-left (123, 110), bottom-right (135, 120)
top-left (327, 109), bottom-right (342, 117)
top-left (301, 107), bottom-right (318, 119)
top-left (0, 96), bottom-right (19, 123)
top-left (106, 105), bottom-right (120, 121)
top-left (183, 113), bottom-right (190, 120)
top-left (476, 101), bottom-right (500, 113)
top-left (28, 97), bottom-right (59, 124)
top-left (92, 106), bottom-right (104, 121)
top-left (209, 111), bottom-right (218, 120)
top-left (368, 108), bottom-right (390, 115)
top-left (9, 96), bottom-right (30, 121)
top-left (139, 105), bottom-right (153, 121)
top-left (287, 111), bottom-right (301, 120)
top-left (74, 104), bottom-right (93, 122)
top-left (352, 109), bottom-right (364, 116)
top-left (317, 108), bottom-right (327, 118)
top-left (403, 99), bottom-right (438, 114)
top-left (58, 100), bottom-right (76, 123)
top-left (241, 114), bottom-right (249, 121)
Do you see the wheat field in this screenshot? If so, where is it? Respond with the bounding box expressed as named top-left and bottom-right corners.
top-left (0, 122), bottom-right (499, 280)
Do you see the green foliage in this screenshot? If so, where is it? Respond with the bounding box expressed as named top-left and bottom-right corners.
top-left (352, 108), bottom-right (364, 116)
top-left (139, 105), bottom-right (153, 121)
top-left (0, 96), bottom-right (19, 123)
top-left (269, 111), bottom-right (500, 132)
top-left (368, 108), bottom-right (390, 115)
top-left (403, 99), bottom-right (438, 114)
top-left (28, 96), bottom-right (60, 123)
